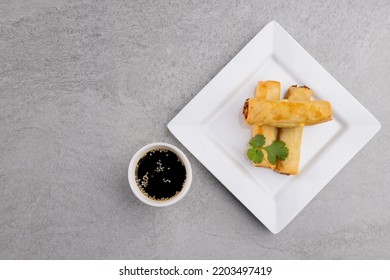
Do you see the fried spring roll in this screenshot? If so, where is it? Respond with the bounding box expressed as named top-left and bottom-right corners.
top-left (275, 86), bottom-right (312, 175)
top-left (243, 99), bottom-right (332, 127)
top-left (252, 81), bottom-right (280, 168)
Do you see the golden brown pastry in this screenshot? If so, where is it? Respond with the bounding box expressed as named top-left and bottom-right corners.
top-left (275, 86), bottom-right (312, 175)
top-left (252, 81), bottom-right (280, 169)
top-left (243, 99), bottom-right (332, 127)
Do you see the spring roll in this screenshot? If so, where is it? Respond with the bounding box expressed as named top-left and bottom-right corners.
top-left (252, 81), bottom-right (280, 168)
top-left (243, 99), bottom-right (332, 127)
top-left (275, 86), bottom-right (312, 175)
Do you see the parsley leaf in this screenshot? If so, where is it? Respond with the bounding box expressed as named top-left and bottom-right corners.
top-left (249, 134), bottom-right (265, 148)
top-left (246, 134), bottom-right (289, 165)
top-left (247, 148), bottom-right (264, 163)
top-left (264, 140), bottom-right (289, 165)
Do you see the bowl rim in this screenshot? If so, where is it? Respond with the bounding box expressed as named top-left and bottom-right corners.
top-left (128, 142), bottom-right (192, 207)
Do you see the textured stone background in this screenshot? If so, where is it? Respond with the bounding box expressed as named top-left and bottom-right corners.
top-left (0, 0), bottom-right (389, 259)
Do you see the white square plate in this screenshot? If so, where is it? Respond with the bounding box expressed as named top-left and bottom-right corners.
top-left (167, 21), bottom-right (381, 234)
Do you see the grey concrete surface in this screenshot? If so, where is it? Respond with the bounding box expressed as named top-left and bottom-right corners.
top-left (1, 0), bottom-right (390, 259)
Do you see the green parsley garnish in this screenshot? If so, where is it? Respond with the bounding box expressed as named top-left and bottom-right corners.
top-left (247, 134), bottom-right (289, 165)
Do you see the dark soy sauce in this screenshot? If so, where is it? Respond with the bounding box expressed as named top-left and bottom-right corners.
top-left (135, 148), bottom-right (186, 201)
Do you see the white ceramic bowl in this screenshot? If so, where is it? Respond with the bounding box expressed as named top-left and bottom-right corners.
top-left (128, 142), bottom-right (192, 207)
